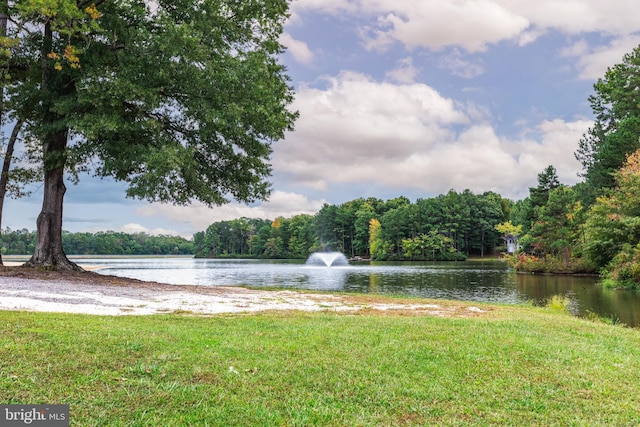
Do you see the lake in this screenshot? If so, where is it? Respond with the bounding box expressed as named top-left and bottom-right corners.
top-left (66, 256), bottom-right (640, 327)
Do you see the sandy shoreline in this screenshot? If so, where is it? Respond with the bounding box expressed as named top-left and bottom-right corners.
top-left (0, 267), bottom-right (489, 317)
top-left (0, 275), bottom-right (360, 315)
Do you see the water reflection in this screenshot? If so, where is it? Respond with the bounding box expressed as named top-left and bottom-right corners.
top-left (343, 262), bottom-right (524, 303)
top-left (514, 273), bottom-right (640, 325)
top-left (75, 257), bottom-right (640, 327)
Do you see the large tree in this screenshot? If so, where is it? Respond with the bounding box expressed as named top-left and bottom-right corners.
top-left (575, 44), bottom-right (640, 206)
top-left (6, 0), bottom-right (296, 269)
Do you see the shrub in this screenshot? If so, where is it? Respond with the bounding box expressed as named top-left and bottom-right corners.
top-left (505, 253), bottom-right (598, 274)
top-left (603, 244), bottom-right (640, 290)
top-left (546, 295), bottom-right (571, 312)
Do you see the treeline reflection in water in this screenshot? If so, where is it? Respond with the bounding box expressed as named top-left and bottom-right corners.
top-left (514, 273), bottom-right (640, 326)
top-left (79, 257), bottom-right (640, 327)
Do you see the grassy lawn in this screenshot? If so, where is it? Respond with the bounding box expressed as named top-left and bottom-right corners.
top-left (1, 304), bottom-right (640, 426)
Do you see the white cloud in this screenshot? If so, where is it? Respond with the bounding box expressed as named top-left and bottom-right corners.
top-left (503, 0), bottom-right (640, 36)
top-left (359, 1), bottom-right (529, 52)
top-left (291, 0), bottom-right (640, 65)
top-left (280, 33), bottom-right (314, 66)
top-left (438, 49), bottom-right (485, 78)
top-left (517, 28), bottom-right (547, 46)
top-left (135, 191), bottom-right (327, 232)
top-left (509, 119), bottom-right (593, 191)
top-left (276, 71), bottom-right (591, 200)
top-left (376, 124), bottom-right (518, 194)
top-left (385, 57), bottom-right (419, 84)
top-left (560, 39), bottom-right (590, 58)
top-left (274, 71), bottom-right (468, 190)
top-left (561, 35), bottom-right (640, 80)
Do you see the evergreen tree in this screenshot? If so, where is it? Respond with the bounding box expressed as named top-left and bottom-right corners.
top-left (521, 165), bottom-right (561, 231)
top-left (529, 165), bottom-right (560, 209)
top-left (575, 44), bottom-right (640, 206)
top-left (528, 186), bottom-right (582, 267)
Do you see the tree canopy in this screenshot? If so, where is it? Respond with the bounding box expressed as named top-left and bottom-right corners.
top-left (2, 0), bottom-right (297, 269)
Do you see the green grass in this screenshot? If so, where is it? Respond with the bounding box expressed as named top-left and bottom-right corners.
top-left (1, 305), bottom-right (640, 426)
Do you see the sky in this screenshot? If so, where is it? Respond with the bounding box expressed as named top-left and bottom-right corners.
top-left (5, 0), bottom-right (640, 238)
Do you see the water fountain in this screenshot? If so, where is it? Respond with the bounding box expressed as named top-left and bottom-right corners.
top-left (305, 252), bottom-right (349, 267)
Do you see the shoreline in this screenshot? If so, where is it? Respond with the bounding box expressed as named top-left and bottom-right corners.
top-left (0, 266), bottom-right (490, 317)
top-left (3, 261), bottom-right (105, 271)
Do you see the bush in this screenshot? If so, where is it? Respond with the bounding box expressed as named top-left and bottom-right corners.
top-left (603, 244), bottom-right (640, 290)
top-left (546, 295), bottom-right (571, 312)
top-left (504, 253), bottom-right (598, 275)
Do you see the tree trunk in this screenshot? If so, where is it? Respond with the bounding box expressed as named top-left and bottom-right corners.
top-left (24, 129), bottom-right (80, 271)
top-left (0, 0), bottom-right (8, 265)
top-left (562, 246), bottom-right (571, 270)
top-left (24, 20), bottom-right (80, 271)
top-left (0, 119), bottom-right (25, 265)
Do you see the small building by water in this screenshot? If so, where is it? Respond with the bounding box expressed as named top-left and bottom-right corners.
top-left (504, 233), bottom-right (520, 254)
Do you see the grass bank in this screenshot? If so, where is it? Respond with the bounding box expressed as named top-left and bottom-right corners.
top-left (1, 305), bottom-right (639, 426)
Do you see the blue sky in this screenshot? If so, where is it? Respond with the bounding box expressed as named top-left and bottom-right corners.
top-left (5, 0), bottom-right (640, 237)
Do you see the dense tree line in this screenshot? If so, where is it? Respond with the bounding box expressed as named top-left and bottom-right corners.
top-left (505, 45), bottom-right (640, 289)
top-left (194, 191), bottom-right (510, 261)
top-left (1, 229), bottom-right (193, 256)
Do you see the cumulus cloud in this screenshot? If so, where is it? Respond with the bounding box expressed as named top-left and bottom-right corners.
top-left (385, 57), bottom-right (420, 84)
top-left (293, 0), bottom-right (640, 50)
top-left (506, 119), bottom-right (592, 192)
top-left (280, 33), bottom-right (314, 66)
top-left (561, 35), bottom-right (640, 80)
top-left (517, 28), bottom-right (547, 46)
top-left (503, 0), bottom-right (640, 36)
top-left (291, 0), bottom-right (640, 84)
top-left (135, 191), bottom-right (328, 232)
top-left (359, 1), bottom-right (529, 52)
top-left (275, 71), bottom-right (590, 200)
top-left (273, 71), bottom-right (468, 189)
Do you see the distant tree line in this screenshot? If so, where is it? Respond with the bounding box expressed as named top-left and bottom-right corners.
top-left (193, 191), bottom-right (511, 261)
top-left (1, 229), bottom-right (193, 256)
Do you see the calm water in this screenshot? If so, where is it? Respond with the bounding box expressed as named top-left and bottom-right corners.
top-left (71, 256), bottom-right (640, 327)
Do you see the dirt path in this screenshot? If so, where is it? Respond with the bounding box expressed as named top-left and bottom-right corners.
top-left (0, 267), bottom-right (490, 317)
